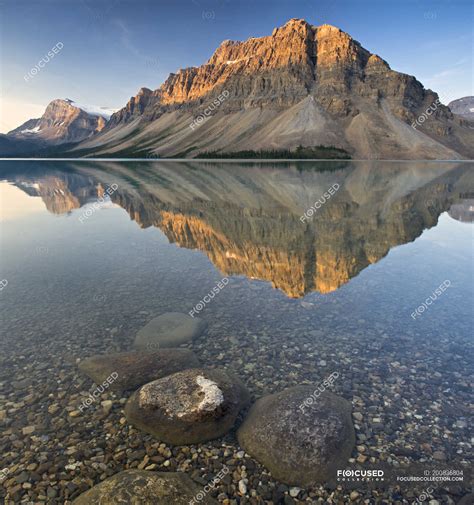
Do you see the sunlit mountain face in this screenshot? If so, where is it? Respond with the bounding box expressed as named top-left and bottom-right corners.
top-left (3, 159), bottom-right (472, 298)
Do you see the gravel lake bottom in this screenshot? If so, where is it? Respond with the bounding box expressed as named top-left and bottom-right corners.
top-left (0, 160), bottom-right (473, 504)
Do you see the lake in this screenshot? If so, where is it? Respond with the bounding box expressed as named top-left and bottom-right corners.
top-left (0, 159), bottom-right (472, 503)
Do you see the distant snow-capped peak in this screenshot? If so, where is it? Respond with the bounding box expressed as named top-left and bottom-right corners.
top-left (64, 98), bottom-right (117, 119)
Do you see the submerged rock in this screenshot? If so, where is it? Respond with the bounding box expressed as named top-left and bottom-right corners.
top-left (125, 368), bottom-right (250, 444)
top-left (72, 469), bottom-right (218, 504)
top-left (78, 349), bottom-right (200, 392)
top-left (237, 387), bottom-right (355, 487)
top-left (458, 494), bottom-right (474, 505)
top-left (134, 312), bottom-right (207, 349)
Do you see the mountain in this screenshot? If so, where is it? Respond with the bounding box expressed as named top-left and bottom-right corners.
top-left (448, 96), bottom-right (474, 120)
top-left (5, 99), bottom-right (113, 154)
top-left (70, 19), bottom-right (474, 160)
top-left (448, 199), bottom-right (474, 222)
top-left (4, 160), bottom-right (472, 297)
top-left (0, 134), bottom-right (40, 156)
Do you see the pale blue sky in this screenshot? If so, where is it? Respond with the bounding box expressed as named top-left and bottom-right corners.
top-left (1, 0), bottom-right (472, 132)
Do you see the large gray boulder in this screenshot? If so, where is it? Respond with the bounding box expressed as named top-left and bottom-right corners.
top-left (72, 469), bottom-right (218, 504)
top-left (125, 368), bottom-right (250, 444)
top-left (237, 387), bottom-right (355, 487)
top-left (134, 312), bottom-right (207, 349)
top-left (78, 349), bottom-right (200, 392)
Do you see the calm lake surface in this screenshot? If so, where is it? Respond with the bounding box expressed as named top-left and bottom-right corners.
top-left (0, 159), bottom-right (473, 503)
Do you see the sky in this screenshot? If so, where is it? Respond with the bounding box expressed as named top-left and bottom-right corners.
top-left (0, 0), bottom-right (472, 133)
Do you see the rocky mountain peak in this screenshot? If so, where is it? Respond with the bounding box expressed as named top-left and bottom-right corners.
top-left (448, 96), bottom-right (474, 120)
top-left (43, 99), bottom-right (83, 121)
top-left (272, 17), bottom-right (313, 34)
top-left (107, 18), bottom-right (388, 119)
top-left (137, 87), bottom-right (153, 97)
top-left (7, 98), bottom-right (108, 147)
top-left (208, 17), bottom-right (315, 69)
top-left (75, 19), bottom-right (474, 160)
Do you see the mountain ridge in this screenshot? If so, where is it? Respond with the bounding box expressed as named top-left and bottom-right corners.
top-left (71, 19), bottom-right (473, 160)
top-left (3, 19), bottom-right (474, 159)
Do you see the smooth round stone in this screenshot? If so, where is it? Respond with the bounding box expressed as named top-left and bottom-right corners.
top-left (78, 349), bottom-right (200, 392)
top-left (124, 368), bottom-right (250, 444)
top-left (72, 469), bottom-right (218, 504)
top-left (237, 387), bottom-right (355, 487)
top-left (134, 312), bottom-right (207, 349)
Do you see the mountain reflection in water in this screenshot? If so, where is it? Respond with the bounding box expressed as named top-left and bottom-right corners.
top-left (2, 159), bottom-right (473, 298)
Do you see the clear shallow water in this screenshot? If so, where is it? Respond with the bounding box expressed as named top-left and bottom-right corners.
top-left (0, 160), bottom-right (473, 503)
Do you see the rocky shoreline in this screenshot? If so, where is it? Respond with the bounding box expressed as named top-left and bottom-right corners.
top-left (72, 313), bottom-right (357, 501)
top-left (1, 297), bottom-right (472, 504)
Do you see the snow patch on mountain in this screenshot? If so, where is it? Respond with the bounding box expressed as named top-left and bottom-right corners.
top-left (64, 98), bottom-right (117, 119)
top-left (20, 125), bottom-right (41, 134)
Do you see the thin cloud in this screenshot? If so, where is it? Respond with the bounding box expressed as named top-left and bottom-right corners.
top-left (420, 56), bottom-right (472, 103)
top-left (111, 19), bottom-right (146, 60)
top-left (110, 18), bottom-right (160, 73)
